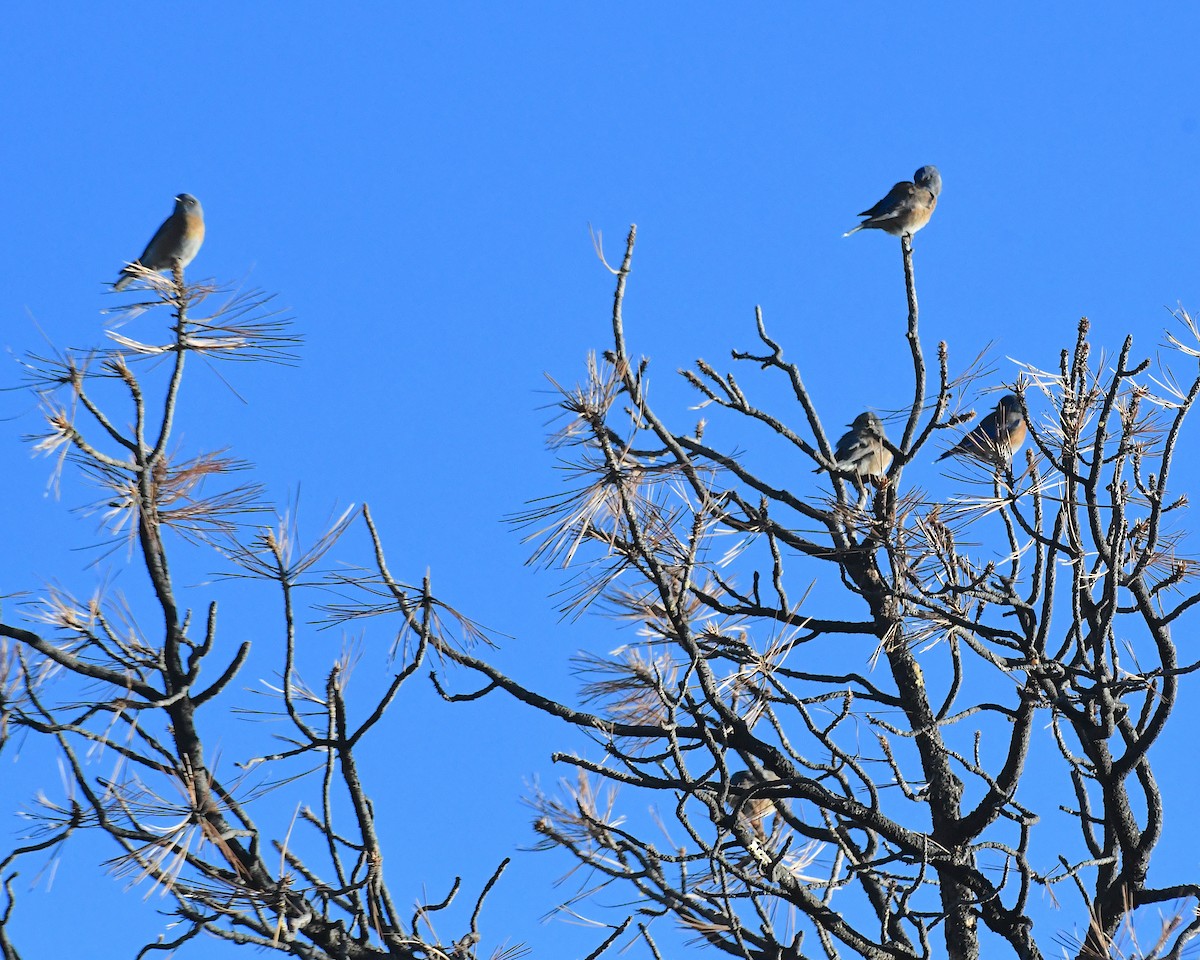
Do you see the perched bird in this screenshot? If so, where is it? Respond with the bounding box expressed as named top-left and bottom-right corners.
top-left (843, 165), bottom-right (941, 238)
top-left (818, 412), bottom-right (893, 480)
top-left (114, 194), bottom-right (205, 291)
top-left (938, 394), bottom-right (1027, 465)
top-left (730, 769), bottom-right (781, 842)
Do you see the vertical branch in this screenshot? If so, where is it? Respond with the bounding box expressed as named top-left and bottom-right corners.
top-left (149, 265), bottom-right (191, 462)
top-left (899, 235), bottom-right (927, 455)
top-left (136, 271), bottom-right (195, 681)
top-left (608, 225), bottom-right (637, 368)
top-left (0, 871), bottom-right (22, 960)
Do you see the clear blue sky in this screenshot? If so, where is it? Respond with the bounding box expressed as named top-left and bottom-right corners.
top-left (2, 4), bottom-right (1199, 957)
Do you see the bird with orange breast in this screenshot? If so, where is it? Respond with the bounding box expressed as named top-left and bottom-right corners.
top-left (938, 394), bottom-right (1027, 465)
top-left (844, 166), bottom-right (941, 239)
top-left (114, 194), bottom-right (205, 291)
top-left (820, 411), bottom-right (893, 481)
top-left (729, 769), bottom-right (782, 843)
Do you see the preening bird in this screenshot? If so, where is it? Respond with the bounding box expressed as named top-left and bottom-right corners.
top-left (820, 411), bottom-right (893, 479)
top-left (730, 769), bottom-right (781, 842)
top-left (937, 394), bottom-right (1027, 465)
top-left (844, 165), bottom-right (941, 238)
top-left (114, 193), bottom-right (205, 291)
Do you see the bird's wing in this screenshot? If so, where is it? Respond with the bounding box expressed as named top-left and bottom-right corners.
top-left (834, 431), bottom-right (871, 466)
top-left (859, 181), bottom-right (915, 220)
top-left (137, 212), bottom-right (185, 267)
top-left (940, 417), bottom-right (991, 461)
top-left (978, 412), bottom-right (1003, 442)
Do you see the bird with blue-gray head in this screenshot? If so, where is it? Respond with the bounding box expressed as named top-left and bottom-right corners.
top-left (938, 394), bottom-right (1027, 465)
top-left (844, 166), bottom-right (941, 239)
top-left (823, 411), bottom-right (893, 480)
top-left (729, 769), bottom-right (782, 843)
top-left (114, 193), bottom-right (205, 291)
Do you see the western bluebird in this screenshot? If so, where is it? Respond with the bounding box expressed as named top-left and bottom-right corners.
top-left (114, 194), bottom-right (205, 291)
top-left (730, 769), bottom-right (781, 842)
top-left (937, 394), bottom-right (1027, 465)
top-left (843, 166), bottom-right (941, 238)
top-left (820, 412), bottom-right (893, 479)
